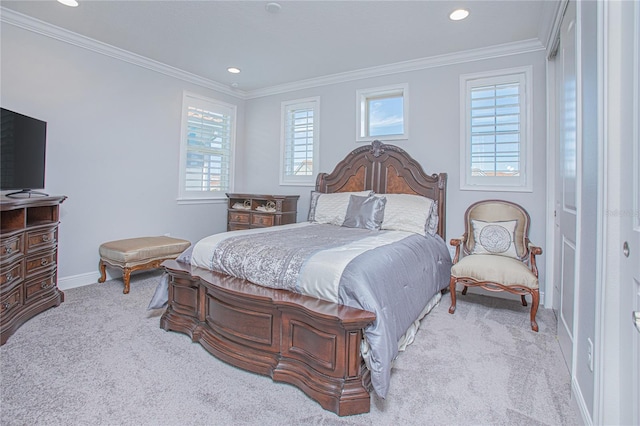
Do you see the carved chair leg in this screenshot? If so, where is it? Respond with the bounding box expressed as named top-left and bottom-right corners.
top-left (521, 295), bottom-right (528, 307)
top-left (461, 286), bottom-right (468, 296)
top-left (448, 276), bottom-right (457, 314)
top-left (530, 289), bottom-right (540, 332)
top-left (123, 268), bottom-right (132, 294)
top-left (98, 260), bottom-right (107, 283)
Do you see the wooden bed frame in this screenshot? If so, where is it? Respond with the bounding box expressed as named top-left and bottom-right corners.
top-left (160, 141), bottom-right (447, 416)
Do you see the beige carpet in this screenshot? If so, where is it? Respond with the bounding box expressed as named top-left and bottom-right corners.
top-left (0, 271), bottom-right (583, 425)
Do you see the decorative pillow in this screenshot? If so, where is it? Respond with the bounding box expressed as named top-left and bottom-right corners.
top-left (426, 200), bottom-right (439, 236)
top-left (342, 195), bottom-right (387, 230)
top-left (471, 219), bottom-right (519, 258)
top-left (377, 193), bottom-right (435, 236)
top-left (308, 191), bottom-right (371, 225)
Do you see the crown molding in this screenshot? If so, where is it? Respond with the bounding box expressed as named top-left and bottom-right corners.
top-left (0, 7), bottom-right (248, 99)
top-left (2, 7), bottom-right (545, 101)
top-left (246, 39), bottom-right (545, 99)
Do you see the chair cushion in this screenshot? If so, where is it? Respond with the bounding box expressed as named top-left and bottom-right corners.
top-left (451, 254), bottom-right (538, 289)
top-left (99, 236), bottom-right (191, 264)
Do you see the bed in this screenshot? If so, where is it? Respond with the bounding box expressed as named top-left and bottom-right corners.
top-left (158, 141), bottom-right (450, 416)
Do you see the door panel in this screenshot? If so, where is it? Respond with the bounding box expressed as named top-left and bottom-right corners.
top-left (561, 237), bottom-right (576, 339)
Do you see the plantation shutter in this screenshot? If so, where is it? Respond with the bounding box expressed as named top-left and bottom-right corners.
top-left (284, 101), bottom-right (316, 178)
top-left (184, 103), bottom-right (233, 193)
top-left (469, 80), bottom-right (522, 177)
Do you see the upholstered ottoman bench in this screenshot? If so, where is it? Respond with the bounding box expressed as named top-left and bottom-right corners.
top-left (98, 236), bottom-right (191, 294)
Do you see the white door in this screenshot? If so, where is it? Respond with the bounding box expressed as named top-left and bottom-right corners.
top-left (600, 1), bottom-right (640, 423)
top-left (553, 0), bottom-right (577, 370)
top-left (617, 2), bottom-right (640, 423)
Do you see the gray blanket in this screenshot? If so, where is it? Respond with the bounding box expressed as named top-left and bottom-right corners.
top-left (198, 224), bottom-right (452, 398)
top-left (151, 224), bottom-right (451, 398)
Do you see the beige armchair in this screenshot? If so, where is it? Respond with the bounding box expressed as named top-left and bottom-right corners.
top-left (448, 200), bottom-right (543, 331)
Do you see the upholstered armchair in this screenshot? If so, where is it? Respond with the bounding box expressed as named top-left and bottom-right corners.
top-left (448, 200), bottom-right (543, 332)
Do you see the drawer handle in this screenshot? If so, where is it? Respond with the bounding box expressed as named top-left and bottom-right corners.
top-left (42, 235), bottom-right (51, 242)
top-left (5, 272), bottom-right (13, 281)
top-left (41, 281), bottom-right (53, 289)
top-left (4, 246), bottom-right (12, 254)
top-left (41, 258), bottom-right (49, 266)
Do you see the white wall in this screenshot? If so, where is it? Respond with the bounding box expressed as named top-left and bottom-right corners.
top-left (1, 24), bottom-right (245, 288)
top-left (242, 50), bottom-right (549, 299)
top-left (2, 21), bottom-right (549, 301)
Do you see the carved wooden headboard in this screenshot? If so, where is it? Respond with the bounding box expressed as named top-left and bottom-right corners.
top-left (315, 140), bottom-right (447, 239)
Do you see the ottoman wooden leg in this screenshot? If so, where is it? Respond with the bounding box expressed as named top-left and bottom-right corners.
top-left (98, 260), bottom-right (107, 283)
top-left (123, 267), bottom-right (132, 294)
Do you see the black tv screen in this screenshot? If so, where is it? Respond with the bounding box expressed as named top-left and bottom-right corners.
top-left (0, 108), bottom-right (47, 192)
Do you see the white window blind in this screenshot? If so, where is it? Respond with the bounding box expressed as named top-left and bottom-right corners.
top-left (470, 82), bottom-right (521, 177)
top-left (460, 68), bottom-right (532, 191)
top-left (179, 93), bottom-right (236, 200)
top-left (280, 97), bottom-right (319, 185)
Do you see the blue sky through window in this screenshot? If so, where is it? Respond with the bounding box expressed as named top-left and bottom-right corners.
top-left (368, 96), bottom-right (404, 136)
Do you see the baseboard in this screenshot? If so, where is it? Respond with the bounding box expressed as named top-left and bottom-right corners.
top-left (58, 269), bottom-right (158, 291)
top-left (572, 376), bottom-right (593, 425)
top-left (57, 272), bottom-right (102, 291)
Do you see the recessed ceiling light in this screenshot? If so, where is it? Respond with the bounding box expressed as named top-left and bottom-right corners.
top-left (449, 9), bottom-right (470, 21)
top-left (57, 0), bottom-right (79, 7)
top-left (265, 2), bottom-right (282, 14)
top-left (227, 67), bottom-right (241, 74)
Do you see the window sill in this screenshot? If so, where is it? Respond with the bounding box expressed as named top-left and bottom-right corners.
top-left (460, 184), bottom-right (533, 193)
top-left (176, 197), bottom-right (227, 205)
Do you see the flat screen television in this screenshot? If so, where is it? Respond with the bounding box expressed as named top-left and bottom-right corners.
top-left (0, 108), bottom-right (48, 197)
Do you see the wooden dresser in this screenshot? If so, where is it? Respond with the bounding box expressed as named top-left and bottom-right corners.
top-left (0, 195), bottom-right (66, 345)
top-left (226, 193), bottom-right (299, 231)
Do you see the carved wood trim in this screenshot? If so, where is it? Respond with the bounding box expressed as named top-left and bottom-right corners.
top-left (316, 141), bottom-right (447, 239)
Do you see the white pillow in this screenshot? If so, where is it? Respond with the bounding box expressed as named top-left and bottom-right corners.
top-left (378, 193), bottom-right (435, 236)
top-left (471, 219), bottom-right (519, 258)
top-left (308, 191), bottom-right (371, 226)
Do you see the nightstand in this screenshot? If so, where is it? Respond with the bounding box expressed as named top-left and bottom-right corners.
top-left (226, 193), bottom-right (299, 231)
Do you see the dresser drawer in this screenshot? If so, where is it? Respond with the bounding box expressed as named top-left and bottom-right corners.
top-left (0, 287), bottom-right (22, 318)
top-left (26, 227), bottom-right (57, 253)
top-left (25, 270), bottom-right (57, 301)
top-left (0, 261), bottom-right (23, 290)
top-left (25, 250), bottom-right (57, 277)
top-left (0, 234), bottom-right (24, 263)
top-left (251, 214), bottom-right (274, 227)
top-left (228, 211), bottom-right (250, 224)
top-left (228, 224), bottom-right (250, 231)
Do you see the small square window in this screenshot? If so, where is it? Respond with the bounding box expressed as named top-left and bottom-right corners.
top-left (356, 84), bottom-right (409, 142)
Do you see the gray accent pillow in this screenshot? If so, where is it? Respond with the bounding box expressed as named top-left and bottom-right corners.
top-left (308, 190), bottom-right (372, 224)
top-left (342, 195), bottom-right (387, 230)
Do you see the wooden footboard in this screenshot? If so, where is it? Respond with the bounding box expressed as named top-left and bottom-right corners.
top-left (160, 259), bottom-right (376, 416)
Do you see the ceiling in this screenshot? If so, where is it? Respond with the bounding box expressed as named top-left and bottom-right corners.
top-left (1, 1), bottom-right (553, 94)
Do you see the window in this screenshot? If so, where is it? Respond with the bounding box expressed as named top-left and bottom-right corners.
top-left (178, 92), bottom-right (236, 201)
top-left (460, 67), bottom-right (532, 191)
top-left (280, 97), bottom-right (320, 186)
top-left (356, 84), bottom-right (408, 142)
